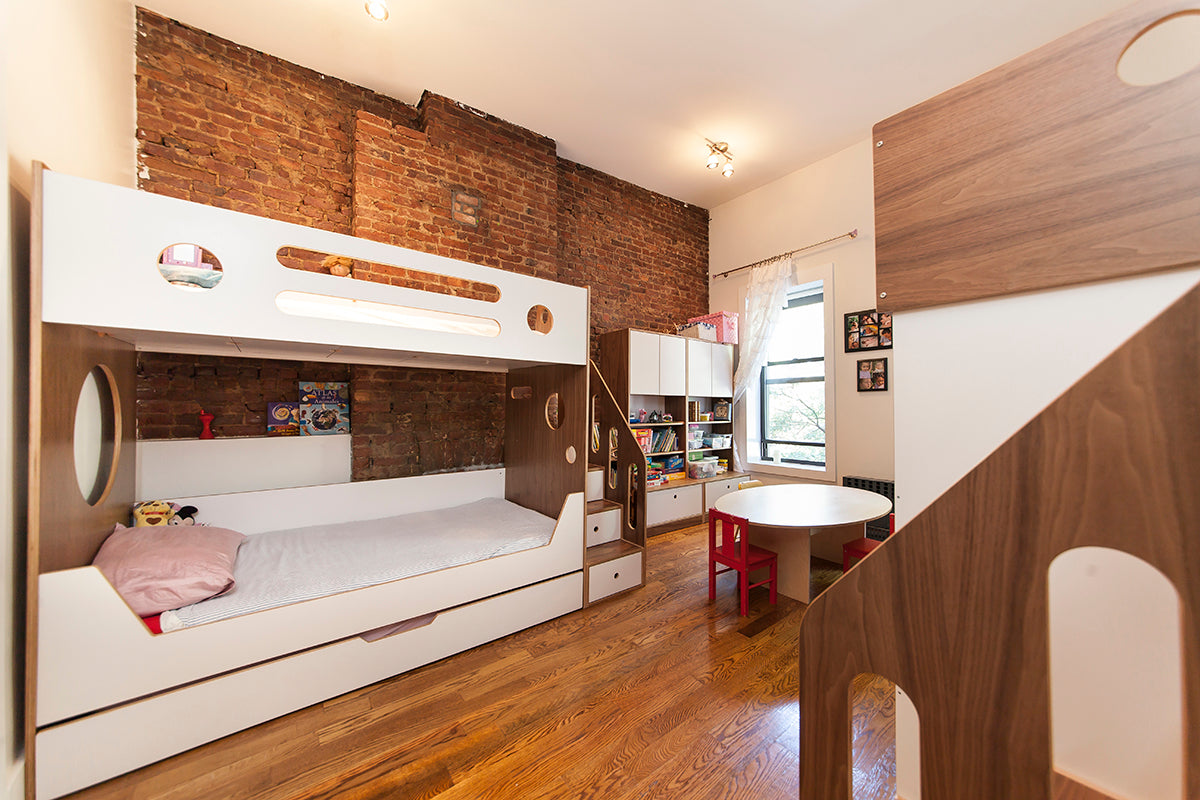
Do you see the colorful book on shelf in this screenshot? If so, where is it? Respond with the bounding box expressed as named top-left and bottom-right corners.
top-left (298, 381), bottom-right (350, 435)
top-left (266, 402), bottom-right (300, 436)
top-left (632, 427), bottom-right (653, 454)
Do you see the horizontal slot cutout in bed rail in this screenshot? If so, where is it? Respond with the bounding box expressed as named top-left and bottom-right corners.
top-left (277, 246), bottom-right (501, 302)
top-left (359, 612), bottom-right (439, 642)
top-left (275, 291), bottom-right (501, 337)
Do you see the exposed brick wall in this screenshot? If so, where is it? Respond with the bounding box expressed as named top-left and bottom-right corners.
top-left (350, 366), bottom-right (504, 480)
top-left (135, 9), bottom-right (417, 230)
top-left (557, 160), bottom-right (709, 358)
top-left (134, 10), bottom-right (710, 480)
top-left (137, 354), bottom-right (350, 439)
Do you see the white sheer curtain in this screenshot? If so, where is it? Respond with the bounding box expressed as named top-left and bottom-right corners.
top-left (732, 257), bottom-right (795, 471)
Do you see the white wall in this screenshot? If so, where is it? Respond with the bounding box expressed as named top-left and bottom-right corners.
top-left (4, 0), bottom-right (137, 793)
top-left (709, 139), bottom-right (893, 483)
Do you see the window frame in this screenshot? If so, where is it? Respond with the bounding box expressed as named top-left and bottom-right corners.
top-left (740, 262), bottom-right (837, 482)
top-left (758, 289), bottom-right (827, 467)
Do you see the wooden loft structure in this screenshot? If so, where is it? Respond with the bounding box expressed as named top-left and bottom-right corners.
top-left (798, 0), bottom-right (1200, 797)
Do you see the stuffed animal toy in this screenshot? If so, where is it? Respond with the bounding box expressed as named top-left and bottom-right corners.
top-left (169, 505), bottom-right (199, 525)
top-left (321, 255), bottom-right (354, 278)
top-left (132, 500), bottom-right (175, 527)
top-left (132, 501), bottom-right (201, 526)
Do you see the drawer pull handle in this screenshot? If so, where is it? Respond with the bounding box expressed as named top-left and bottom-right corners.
top-left (613, 572), bottom-right (620, 580)
top-left (593, 525), bottom-right (599, 532)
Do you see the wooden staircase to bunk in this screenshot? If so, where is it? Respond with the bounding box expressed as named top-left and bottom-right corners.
top-left (799, 1), bottom-right (1200, 797)
top-left (584, 361), bottom-right (647, 604)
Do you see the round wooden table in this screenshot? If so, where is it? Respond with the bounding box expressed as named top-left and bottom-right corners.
top-left (714, 484), bottom-right (893, 601)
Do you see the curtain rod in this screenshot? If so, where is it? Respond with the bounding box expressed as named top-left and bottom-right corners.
top-left (713, 228), bottom-right (858, 280)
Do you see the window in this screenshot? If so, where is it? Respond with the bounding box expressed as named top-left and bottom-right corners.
top-left (760, 281), bottom-right (826, 467)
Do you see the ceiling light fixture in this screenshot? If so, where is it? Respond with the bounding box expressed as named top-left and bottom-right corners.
top-left (365, 0), bottom-right (390, 21)
top-left (705, 140), bottom-right (734, 178)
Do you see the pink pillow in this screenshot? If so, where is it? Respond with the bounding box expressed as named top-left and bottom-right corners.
top-left (92, 524), bottom-right (246, 616)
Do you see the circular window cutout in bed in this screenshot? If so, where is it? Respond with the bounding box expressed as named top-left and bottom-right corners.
top-left (545, 392), bottom-right (562, 430)
top-left (565, 445), bottom-right (577, 464)
top-left (527, 305), bottom-right (553, 334)
top-left (157, 243), bottom-right (224, 291)
top-left (1117, 11), bottom-right (1200, 87)
top-left (74, 365), bottom-right (121, 507)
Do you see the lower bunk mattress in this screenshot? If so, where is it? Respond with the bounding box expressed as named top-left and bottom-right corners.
top-left (161, 496), bottom-right (555, 630)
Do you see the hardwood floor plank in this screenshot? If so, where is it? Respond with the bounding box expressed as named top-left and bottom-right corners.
top-left (67, 523), bottom-right (896, 800)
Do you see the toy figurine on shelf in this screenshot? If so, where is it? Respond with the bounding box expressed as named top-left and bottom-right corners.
top-left (199, 409), bottom-right (215, 439)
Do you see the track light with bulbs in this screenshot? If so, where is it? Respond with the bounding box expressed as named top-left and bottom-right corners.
top-left (705, 140), bottom-right (734, 178)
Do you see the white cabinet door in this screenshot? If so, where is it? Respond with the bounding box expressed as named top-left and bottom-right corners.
top-left (687, 339), bottom-right (712, 397)
top-left (629, 330), bottom-right (659, 395)
top-left (658, 335), bottom-right (686, 396)
top-left (646, 484), bottom-right (703, 527)
top-left (703, 477), bottom-right (741, 514)
top-left (711, 343), bottom-right (733, 397)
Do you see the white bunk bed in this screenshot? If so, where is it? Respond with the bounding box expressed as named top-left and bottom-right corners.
top-left (28, 168), bottom-right (590, 799)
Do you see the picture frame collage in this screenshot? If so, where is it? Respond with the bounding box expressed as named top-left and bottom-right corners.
top-left (846, 308), bottom-right (892, 392)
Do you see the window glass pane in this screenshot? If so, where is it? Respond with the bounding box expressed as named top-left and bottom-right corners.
top-left (764, 442), bottom-right (826, 465)
top-left (764, 380), bottom-right (826, 443)
top-left (763, 360), bottom-right (824, 382)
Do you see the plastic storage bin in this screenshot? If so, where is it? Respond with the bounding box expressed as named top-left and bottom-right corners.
top-left (687, 456), bottom-right (719, 479)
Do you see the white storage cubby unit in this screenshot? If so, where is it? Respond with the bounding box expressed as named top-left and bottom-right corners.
top-left (599, 328), bottom-right (745, 533)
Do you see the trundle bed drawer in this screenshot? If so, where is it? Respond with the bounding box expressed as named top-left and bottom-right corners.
top-left (587, 552), bottom-right (643, 603)
top-left (35, 572), bottom-right (583, 800)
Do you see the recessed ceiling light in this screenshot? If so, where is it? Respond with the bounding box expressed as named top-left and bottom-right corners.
top-left (365, 1), bottom-right (389, 21)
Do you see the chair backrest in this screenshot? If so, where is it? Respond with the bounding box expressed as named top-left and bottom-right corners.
top-left (737, 479), bottom-right (764, 490)
top-left (709, 509), bottom-right (751, 567)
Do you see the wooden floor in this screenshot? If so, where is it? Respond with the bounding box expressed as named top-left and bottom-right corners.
top-left (67, 524), bottom-right (897, 800)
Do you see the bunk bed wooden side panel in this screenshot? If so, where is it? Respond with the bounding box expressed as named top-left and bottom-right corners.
top-left (799, 282), bottom-right (1200, 798)
top-left (505, 364), bottom-right (588, 520)
top-left (873, 0), bottom-right (1200, 312)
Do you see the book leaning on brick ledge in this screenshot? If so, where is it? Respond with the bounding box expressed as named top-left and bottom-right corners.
top-left (298, 381), bottom-right (350, 435)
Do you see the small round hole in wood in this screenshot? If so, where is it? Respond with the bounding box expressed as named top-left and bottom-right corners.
top-left (74, 365), bottom-right (121, 507)
top-left (613, 572), bottom-right (620, 580)
top-left (1117, 11), bottom-right (1200, 86)
top-left (157, 243), bottom-right (224, 291)
top-left (565, 445), bottom-right (577, 464)
top-left (545, 393), bottom-right (561, 430)
top-left (527, 305), bottom-right (553, 334)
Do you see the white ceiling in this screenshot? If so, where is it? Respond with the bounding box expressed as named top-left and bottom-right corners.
top-left (139, 0), bottom-right (1134, 210)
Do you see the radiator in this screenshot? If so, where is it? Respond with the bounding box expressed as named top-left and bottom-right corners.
top-left (841, 476), bottom-right (894, 541)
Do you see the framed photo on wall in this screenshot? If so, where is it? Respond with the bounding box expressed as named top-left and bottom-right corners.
top-left (845, 309), bottom-right (893, 352)
top-left (857, 358), bottom-right (888, 392)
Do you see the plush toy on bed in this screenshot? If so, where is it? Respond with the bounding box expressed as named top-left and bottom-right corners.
top-left (132, 500), bottom-right (200, 527)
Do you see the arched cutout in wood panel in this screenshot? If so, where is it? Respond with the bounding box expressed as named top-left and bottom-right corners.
top-left (73, 365), bottom-right (121, 507)
top-left (1049, 547), bottom-right (1183, 800)
top-left (157, 243), bottom-right (223, 291)
top-left (626, 463), bottom-right (639, 530)
top-left (608, 427), bottom-right (619, 490)
top-left (850, 672), bottom-right (921, 800)
top-left (590, 395), bottom-right (600, 453)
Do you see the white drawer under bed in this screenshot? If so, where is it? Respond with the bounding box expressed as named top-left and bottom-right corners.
top-left (36, 571), bottom-right (582, 800)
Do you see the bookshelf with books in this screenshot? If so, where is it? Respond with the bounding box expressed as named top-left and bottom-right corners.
top-left (599, 328), bottom-right (746, 533)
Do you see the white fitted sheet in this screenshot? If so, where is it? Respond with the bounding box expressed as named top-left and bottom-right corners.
top-left (160, 497), bottom-right (555, 631)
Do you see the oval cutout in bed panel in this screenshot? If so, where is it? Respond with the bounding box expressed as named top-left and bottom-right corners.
top-left (74, 365), bottom-right (121, 507)
top-left (565, 445), bottom-right (577, 464)
top-left (157, 243), bottom-right (223, 291)
top-left (511, 386), bottom-right (533, 400)
top-left (1117, 11), bottom-right (1200, 87)
top-left (545, 393), bottom-right (561, 430)
top-left (276, 246), bottom-right (500, 302)
top-left (527, 304), bottom-right (553, 334)
top-left (276, 291), bottom-right (501, 337)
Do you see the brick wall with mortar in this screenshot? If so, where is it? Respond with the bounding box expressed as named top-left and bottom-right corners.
top-left (135, 10), bottom-right (709, 478)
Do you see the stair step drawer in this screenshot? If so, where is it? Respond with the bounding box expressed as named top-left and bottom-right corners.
top-left (586, 507), bottom-right (621, 547)
top-left (587, 552), bottom-right (643, 603)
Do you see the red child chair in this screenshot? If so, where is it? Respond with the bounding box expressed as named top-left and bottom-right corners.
top-left (842, 512), bottom-right (895, 572)
top-left (708, 509), bottom-right (778, 617)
